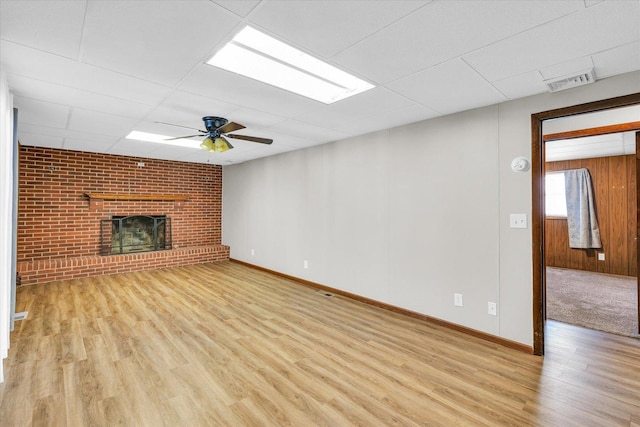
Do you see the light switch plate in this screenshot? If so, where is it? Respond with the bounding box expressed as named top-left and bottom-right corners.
top-left (454, 293), bottom-right (463, 307)
top-left (509, 213), bottom-right (527, 228)
top-left (488, 302), bottom-right (497, 316)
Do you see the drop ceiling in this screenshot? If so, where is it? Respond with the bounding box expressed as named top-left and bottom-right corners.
top-left (546, 131), bottom-right (636, 162)
top-left (1, 0), bottom-right (639, 165)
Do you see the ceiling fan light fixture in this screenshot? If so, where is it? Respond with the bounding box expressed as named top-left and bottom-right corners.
top-left (200, 137), bottom-right (216, 151)
top-left (200, 135), bottom-right (233, 152)
top-left (155, 116), bottom-right (271, 153)
top-left (213, 137), bottom-right (233, 152)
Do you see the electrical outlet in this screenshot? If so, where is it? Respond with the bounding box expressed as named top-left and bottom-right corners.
top-left (509, 213), bottom-right (527, 228)
top-left (454, 293), bottom-right (463, 307)
top-left (304, 260), bottom-right (309, 269)
top-left (488, 302), bottom-right (497, 316)
top-left (598, 252), bottom-right (605, 261)
top-left (251, 248), bottom-right (255, 256)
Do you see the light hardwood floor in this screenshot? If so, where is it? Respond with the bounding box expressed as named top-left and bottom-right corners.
top-left (1, 261), bottom-right (639, 426)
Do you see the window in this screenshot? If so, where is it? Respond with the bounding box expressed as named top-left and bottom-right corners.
top-left (545, 172), bottom-right (567, 217)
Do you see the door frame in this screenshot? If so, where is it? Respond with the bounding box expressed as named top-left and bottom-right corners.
top-left (531, 92), bottom-right (640, 356)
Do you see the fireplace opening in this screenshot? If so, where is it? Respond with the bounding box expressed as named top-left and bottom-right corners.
top-left (100, 215), bottom-right (172, 255)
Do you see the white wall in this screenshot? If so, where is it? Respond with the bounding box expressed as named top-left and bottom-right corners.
top-left (223, 71), bottom-right (640, 346)
top-left (0, 72), bottom-right (15, 382)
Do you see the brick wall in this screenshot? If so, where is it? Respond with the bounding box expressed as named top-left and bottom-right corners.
top-left (17, 146), bottom-right (229, 285)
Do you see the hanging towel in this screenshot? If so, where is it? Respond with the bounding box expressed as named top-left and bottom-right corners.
top-left (564, 168), bottom-right (602, 249)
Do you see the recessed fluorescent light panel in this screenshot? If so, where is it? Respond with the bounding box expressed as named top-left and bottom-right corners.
top-left (207, 26), bottom-right (374, 104)
top-left (126, 131), bottom-right (201, 149)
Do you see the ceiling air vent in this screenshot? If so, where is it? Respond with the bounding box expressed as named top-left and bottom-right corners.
top-left (544, 68), bottom-right (597, 93)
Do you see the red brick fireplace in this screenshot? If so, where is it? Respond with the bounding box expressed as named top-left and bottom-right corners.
top-left (17, 146), bottom-right (229, 285)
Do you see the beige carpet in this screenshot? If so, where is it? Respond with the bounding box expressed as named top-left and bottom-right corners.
top-left (546, 267), bottom-right (639, 338)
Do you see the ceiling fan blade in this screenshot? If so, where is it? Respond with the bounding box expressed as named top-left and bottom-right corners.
top-left (227, 134), bottom-right (273, 145)
top-left (155, 121), bottom-right (207, 133)
top-left (164, 134), bottom-right (204, 140)
top-left (218, 121), bottom-right (246, 134)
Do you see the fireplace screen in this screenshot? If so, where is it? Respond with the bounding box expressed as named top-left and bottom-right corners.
top-left (100, 215), bottom-right (172, 255)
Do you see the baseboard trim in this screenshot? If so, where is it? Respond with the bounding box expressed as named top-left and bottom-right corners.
top-left (230, 258), bottom-right (533, 354)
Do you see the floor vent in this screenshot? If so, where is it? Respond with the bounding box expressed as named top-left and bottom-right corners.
top-left (14, 311), bottom-right (28, 321)
top-left (317, 290), bottom-right (334, 297)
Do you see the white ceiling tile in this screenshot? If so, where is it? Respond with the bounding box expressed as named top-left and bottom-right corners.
top-left (17, 123), bottom-right (118, 145)
top-left (227, 108), bottom-right (288, 129)
top-left (227, 143), bottom-right (300, 164)
top-left (18, 132), bottom-right (64, 149)
top-left (6, 74), bottom-right (155, 119)
top-left (146, 99), bottom-right (286, 138)
top-left (126, 121), bottom-right (203, 142)
top-left (13, 97), bottom-right (70, 129)
top-left (3, 1), bottom-right (639, 165)
top-left (0, 41), bottom-right (172, 106)
top-left (267, 120), bottom-right (349, 143)
top-left (338, 104), bottom-right (441, 136)
top-left (81, 1), bottom-right (240, 86)
top-left (255, 131), bottom-right (325, 149)
top-left (175, 151), bottom-right (224, 165)
top-left (68, 109), bottom-right (140, 138)
top-left (333, 0), bottom-right (583, 84)
top-left (388, 59), bottom-right (507, 114)
top-left (491, 71), bottom-right (548, 100)
top-left (212, 1), bottom-right (260, 17)
top-left (16, 123), bottom-right (54, 136)
top-left (292, 87), bottom-right (417, 129)
top-left (248, 143), bottom-right (298, 156)
top-left (228, 135), bottom-right (276, 152)
top-left (592, 41), bottom-right (640, 79)
top-left (63, 137), bottom-right (118, 154)
top-left (146, 90), bottom-right (239, 131)
top-left (219, 139), bottom-right (260, 153)
top-left (539, 57), bottom-right (594, 80)
top-left (249, 1), bottom-right (429, 58)
top-left (195, 151), bottom-right (243, 165)
top-left (179, 65), bottom-right (319, 117)
top-left (464, 1), bottom-right (640, 82)
top-left (144, 144), bottom-right (203, 159)
top-left (107, 139), bottom-right (165, 156)
top-left (0, 0), bottom-right (85, 59)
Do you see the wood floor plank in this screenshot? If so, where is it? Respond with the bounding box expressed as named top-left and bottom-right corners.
top-left (2, 261), bottom-right (640, 425)
top-left (32, 392), bottom-right (66, 427)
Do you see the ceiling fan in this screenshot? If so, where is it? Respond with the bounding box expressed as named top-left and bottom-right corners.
top-left (157, 116), bottom-right (273, 152)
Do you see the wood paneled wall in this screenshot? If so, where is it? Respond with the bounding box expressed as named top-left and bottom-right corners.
top-left (545, 155), bottom-right (636, 277)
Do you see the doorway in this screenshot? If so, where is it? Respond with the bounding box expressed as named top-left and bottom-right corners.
top-left (544, 129), bottom-right (638, 338)
top-left (531, 92), bottom-right (640, 356)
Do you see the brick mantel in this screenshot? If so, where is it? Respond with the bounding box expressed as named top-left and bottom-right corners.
top-left (84, 193), bottom-right (189, 210)
top-left (83, 193), bottom-right (189, 200)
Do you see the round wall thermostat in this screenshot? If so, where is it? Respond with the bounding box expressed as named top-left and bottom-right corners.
top-left (511, 156), bottom-right (530, 172)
